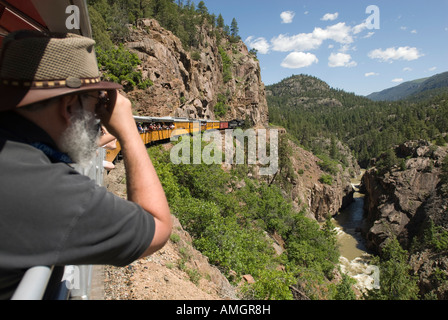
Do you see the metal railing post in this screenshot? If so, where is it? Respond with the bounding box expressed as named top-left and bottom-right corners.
top-left (10, 266), bottom-right (54, 300)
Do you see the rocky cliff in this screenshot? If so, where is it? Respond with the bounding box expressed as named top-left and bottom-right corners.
top-left (124, 19), bottom-right (268, 126)
top-left (362, 140), bottom-right (447, 252)
top-left (285, 136), bottom-right (359, 222)
top-left (361, 140), bottom-right (448, 298)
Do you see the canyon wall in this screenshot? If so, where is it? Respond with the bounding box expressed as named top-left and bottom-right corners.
top-left (124, 19), bottom-right (268, 127)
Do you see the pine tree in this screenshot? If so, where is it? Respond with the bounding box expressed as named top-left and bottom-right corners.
top-left (366, 237), bottom-right (419, 300)
top-left (196, 1), bottom-right (208, 16)
top-left (230, 18), bottom-right (239, 37)
top-left (216, 14), bottom-right (224, 29)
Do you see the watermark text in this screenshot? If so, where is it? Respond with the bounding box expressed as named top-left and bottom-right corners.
top-left (66, 5), bottom-right (80, 30)
top-left (170, 123), bottom-right (279, 176)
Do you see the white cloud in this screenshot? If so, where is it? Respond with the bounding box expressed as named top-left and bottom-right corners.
top-left (281, 52), bottom-right (318, 69)
top-left (365, 72), bottom-right (379, 77)
top-left (245, 36), bottom-right (270, 54)
top-left (368, 46), bottom-right (424, 62)
top-left (352, 21), bottom-right (369, 34)
top-left (403, 67), bottom-right (413, 72)
top-left (271, 22), bottom-right (353, 52)
top-left (314, 22), bottom-right (353, 43)
top-left (321, 12), bottom-right (339, 21)
top-left (411, 30), bottom-right (417, 34)
top-left (280, 11), bottom-right (295, 24)
top-left (392, 78), bottom-right (404, 83)
top-left (271, 33), bottom-right (323, 52)
top-left (339, 44), bottom-right (355, 53)
top-left (429, 66), bottom-right (437, 71)
top-left (363, 32), bottom-right (375, 38)
top-left (328, 53), bottom-right (357, 67)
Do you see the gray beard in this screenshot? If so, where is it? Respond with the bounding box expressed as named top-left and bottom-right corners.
top-left (59, 109), bottom-right (101, 168)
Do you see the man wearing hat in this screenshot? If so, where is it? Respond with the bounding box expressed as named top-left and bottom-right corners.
top-left (0, 30), bottom-right (172, 299)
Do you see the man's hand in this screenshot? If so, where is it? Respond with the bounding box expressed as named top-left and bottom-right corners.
top-left (95, 91), bottom-right (137, 142)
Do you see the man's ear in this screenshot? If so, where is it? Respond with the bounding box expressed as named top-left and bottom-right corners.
top-left (58, 95), bottom-right (79, 125)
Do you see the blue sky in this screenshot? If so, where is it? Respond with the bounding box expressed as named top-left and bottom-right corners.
top-left (204, 0), bottom-right (448, 96)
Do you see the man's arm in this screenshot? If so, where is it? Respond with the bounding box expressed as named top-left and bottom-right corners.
top-left (96, 91), bottom-right (172, 257)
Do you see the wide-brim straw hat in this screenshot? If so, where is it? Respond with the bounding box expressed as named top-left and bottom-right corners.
top-left (0, 30), bottom-right (122, 111)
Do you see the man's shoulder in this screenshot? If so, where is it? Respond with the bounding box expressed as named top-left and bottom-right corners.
top-left (1, 138), bottom-right (47, 157)
top-left (0, 139), bottom-right (86, 189)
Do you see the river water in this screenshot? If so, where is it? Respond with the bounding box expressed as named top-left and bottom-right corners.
top-left (332, 171), bottom-right (380, 293)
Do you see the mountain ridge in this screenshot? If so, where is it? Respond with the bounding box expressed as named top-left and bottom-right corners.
top-left (266, 73), bottom-right (448, 167)
top-left (366, 71), bottom-right (448, 101)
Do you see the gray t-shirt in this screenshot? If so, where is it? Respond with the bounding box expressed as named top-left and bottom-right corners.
top-left (0, 115), bottom-right (155, 299)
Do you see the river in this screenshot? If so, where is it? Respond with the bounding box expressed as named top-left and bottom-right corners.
top-left (332, 170), bottom-right (380, 293)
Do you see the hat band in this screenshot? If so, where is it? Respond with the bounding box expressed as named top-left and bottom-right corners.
top-left (0, 77), bottom-right (101, 89)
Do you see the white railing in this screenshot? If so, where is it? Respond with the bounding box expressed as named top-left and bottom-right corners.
top-left (10, 266), bottom-right (54, 300)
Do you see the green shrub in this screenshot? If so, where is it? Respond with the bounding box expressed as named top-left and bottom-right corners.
top-left (317, 154), bottom-right (339, 175)
top-left (172, 196), bottom-right (274, 278)
top-left (424, 221), bottom-right (448, 253)
top-left (218, 46), bottom-right (232, 83)
top-left (96, 44), bottom-right (153, 91)
top-left (241, 268), bottom-right (295, 300)
top-left (191, 51), bottom-right (201, 61)
top-left (442, 155), bottom-right (448, 183)
top-left (366, 237), bottom-right (419, 300)
top-left (285, 213), bottom-right (339, 278)
top-left (319, 174), bottom-right (333, 185)
top-left (236, 182), bottom-right (295, 236)
top-left (214, 93), bottom-right (229, 117)
top-left (332, 274), bottom-right (357, 300)
top-left (170, 233), bottom-right (181, 243)
top-left (375, 148), bottom-right (400, 175)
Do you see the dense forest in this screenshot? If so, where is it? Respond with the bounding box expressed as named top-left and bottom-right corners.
top-left (88, 0), bottom-right (242, 50)
top-left (267, 74), bottom-right (448, 167)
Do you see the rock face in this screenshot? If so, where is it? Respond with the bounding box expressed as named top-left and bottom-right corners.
top-left (361, 140), bottom-right (448, 298)
top-left (309, 178), bottom-right (355, 222)
top-left (286, 138), bottom-right (359, 222)
top-left (125, 19), bottom-right (268, 126)
top-left (362, 140), bottom-right (447, 253)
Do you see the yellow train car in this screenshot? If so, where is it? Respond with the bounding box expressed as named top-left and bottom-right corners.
top-left (173, 118), bottom-right (191, 137)
top-left (206, 120), bottom-right (220, 130)
top-left (105, 116), bottom-right (238, 163)
top-left (140, 117), bottom-right (174, 141)
top-left (107, 116), bottom-right (194, 162)
top-left (189, 120), bottom-right (202, 135)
